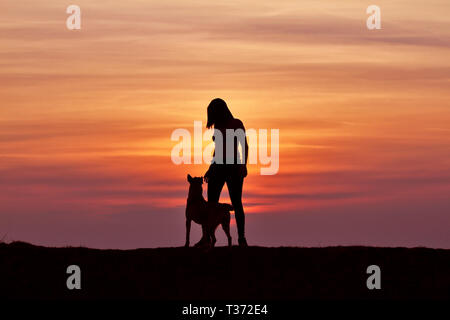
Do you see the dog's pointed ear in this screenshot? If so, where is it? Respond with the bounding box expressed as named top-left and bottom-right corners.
top-left (187, 174), bottom-right (193, 183)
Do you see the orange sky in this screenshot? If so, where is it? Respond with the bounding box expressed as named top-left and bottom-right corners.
top-left (1, 0), bottom-right (449, 248)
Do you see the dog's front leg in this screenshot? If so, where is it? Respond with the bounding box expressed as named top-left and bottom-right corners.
top-left (201, 225), bottom-right (210, 244)
top-left (194, 225), bottom-right (209, 247)
top-left (184, 219), bottom-right (191, 247)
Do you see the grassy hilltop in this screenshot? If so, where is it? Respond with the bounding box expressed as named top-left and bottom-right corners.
top-left (0, 242), bottom-right (449, 300)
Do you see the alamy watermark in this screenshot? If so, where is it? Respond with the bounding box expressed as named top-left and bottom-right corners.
top-left (366, 265), bottom-right (381, 290)
top-left (171, 121), bottom-right (279, 175)
top-left (66, 265), bottom-right (81, 290)
top-left (66, 5), bottom-right (81, 30)
top-left (65, 5), bottom-right (381, 31)
top-left (366, 5), bottom-right (381, 30)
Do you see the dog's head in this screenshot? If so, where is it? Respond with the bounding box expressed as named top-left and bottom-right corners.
top-left (187, 174), bottom-right (203, 196)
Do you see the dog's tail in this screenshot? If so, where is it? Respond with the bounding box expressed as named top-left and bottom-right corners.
top-left (222, 203), bottom-right (234, 211)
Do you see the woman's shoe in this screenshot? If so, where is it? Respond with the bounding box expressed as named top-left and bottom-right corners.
top-left (238, 237), bottom-right (248, 247)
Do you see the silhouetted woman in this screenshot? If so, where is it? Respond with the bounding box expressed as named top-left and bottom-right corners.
top-left (204, 98), bottom-right (248, 247)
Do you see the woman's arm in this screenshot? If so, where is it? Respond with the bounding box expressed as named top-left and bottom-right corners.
top-left (235, 119), bottom-right (248, 165)
top-left (236, 119), bottom-right (248, 178)
top-left (204, 131), bottom-right (218, 183)
top-left (244, 133), bottom-right (249, 165)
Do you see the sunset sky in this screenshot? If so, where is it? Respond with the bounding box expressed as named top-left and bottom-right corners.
top-left (1, 0), bottom-right (449, 248)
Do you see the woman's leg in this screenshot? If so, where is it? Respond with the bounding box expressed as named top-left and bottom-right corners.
top-left (207, 173), bottom-right (225, 203)
top-left (226, 174), bottom-right (245, 241)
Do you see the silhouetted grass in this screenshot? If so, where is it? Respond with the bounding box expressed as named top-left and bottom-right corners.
top-left (0, 242), bottom-right (449, 300)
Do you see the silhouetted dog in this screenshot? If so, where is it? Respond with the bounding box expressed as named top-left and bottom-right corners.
top-left (185, 174), bottom-right (233, 247)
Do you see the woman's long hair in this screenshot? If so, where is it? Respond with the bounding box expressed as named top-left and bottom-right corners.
top-left (206, 98), bottom-right (234, 129)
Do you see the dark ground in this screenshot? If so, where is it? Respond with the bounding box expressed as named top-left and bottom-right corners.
top-left (0, 241), bottom-right (449, 300)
